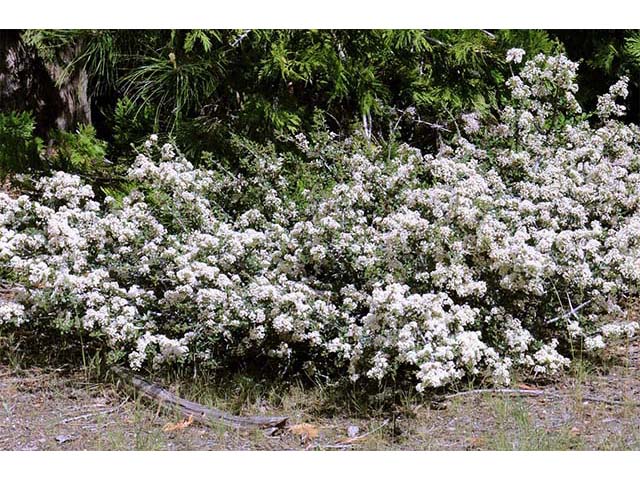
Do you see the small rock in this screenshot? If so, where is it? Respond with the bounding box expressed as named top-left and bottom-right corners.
top-left (55, 434), bottom-right (73, 444)
top-left (347, 425), bottom-right (360, 438)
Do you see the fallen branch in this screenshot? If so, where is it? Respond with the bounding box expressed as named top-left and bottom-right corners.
top-left (441, 388), bottom-right (546, 400)
top-left (578, 394), bottom-right (640, 407)
top-left (111, 366), bottom-right (288, 430)
top-left (437, 387), bottom-right (640, 407)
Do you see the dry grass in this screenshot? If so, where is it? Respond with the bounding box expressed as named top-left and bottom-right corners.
top-left (1, 332), bottom-right (639, 451)
top-left (1, 305), bottom-right (639, 450)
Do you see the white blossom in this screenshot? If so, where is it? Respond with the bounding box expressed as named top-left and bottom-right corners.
top-left (506, 48), bottom-right (525, 64)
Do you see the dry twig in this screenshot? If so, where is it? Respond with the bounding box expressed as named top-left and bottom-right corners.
top-left (546, 300), bottom-right (592, 324)
top-left (323, 419), bottom-right (391, 449)
top-left (437, 387), bottom-right (640, 407)
top-left (58, 398), bottom-right (129, 424)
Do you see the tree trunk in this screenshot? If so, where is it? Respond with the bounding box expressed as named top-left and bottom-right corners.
top-left (0, 30), bottom-right (91, 136)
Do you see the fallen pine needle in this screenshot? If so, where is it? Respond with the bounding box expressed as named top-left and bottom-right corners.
top-left (59, 398), bottom-right (129, 424)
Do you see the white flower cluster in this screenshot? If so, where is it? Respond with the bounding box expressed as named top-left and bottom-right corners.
top-left (2, 51), bottom-right (640, 391)
top-left (506, 48), bottom-right (526, 64)
top-left (0, 302), bottom-right (25, 326)
top-left (461, 112), bottom-right (481, 135)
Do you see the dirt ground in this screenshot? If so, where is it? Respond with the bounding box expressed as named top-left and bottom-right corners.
top-left (1, 336), bottom-right (639, 451)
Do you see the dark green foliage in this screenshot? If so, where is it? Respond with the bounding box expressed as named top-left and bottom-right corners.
top-left (551, 30), bottom-right (640, 123)
top-left (0, 110), bottom-right (112, 184)
top-left (110, 97), bottom-right (155, 159)
top-left (48, 125), bottom-right (108, 173)
top-left (15, 29), bottom-right (561, 166)
top-left (0, 111), bottom-right (43, 177)
top-left (4, 29), bottom-right (639, 179)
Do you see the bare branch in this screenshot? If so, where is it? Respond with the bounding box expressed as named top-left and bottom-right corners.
top-left (111, 366), bottom-right (288, 430)
top-left (546, 300), bottom-right (592, 325)
top-left (437, 387), bottom-right (640, 407)
top-left (230, 30), bottom-right (252, 48)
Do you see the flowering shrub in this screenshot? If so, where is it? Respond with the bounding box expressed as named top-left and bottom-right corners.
top-left (2, 51), bottom-right (640, 392)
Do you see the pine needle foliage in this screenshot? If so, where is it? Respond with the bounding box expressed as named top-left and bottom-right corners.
top-left (17, 29), bottom-right (561, 163)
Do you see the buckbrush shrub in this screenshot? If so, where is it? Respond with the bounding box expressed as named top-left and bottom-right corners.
top-left (2, 50), bottom-right (640, 392)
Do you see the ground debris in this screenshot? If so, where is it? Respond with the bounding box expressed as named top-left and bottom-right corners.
top-left (54, 434), bottom-right (73, 444)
